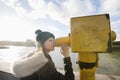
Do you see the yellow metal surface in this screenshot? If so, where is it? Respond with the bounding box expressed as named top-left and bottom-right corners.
top-left (78, 53), bottom-right (98, 63)
top-left (111, 31), bottom-right (116, 41)
top-left (80, 67), bottom-right (96, 80)
top-left (55, 37), bottom-right (70, 47)
top-left (70, 14), bottom-right (112, 53)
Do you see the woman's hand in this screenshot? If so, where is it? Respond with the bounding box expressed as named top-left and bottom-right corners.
top-left (60, 43), bottom-right (70, 57)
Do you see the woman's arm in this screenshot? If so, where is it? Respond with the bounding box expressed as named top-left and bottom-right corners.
top-left (63, 57), bottom-right (74, 80)
top-left (11, 51), bottom-right (48, 78)
top-left (58, 44), bottom-right (74, 80)
top-left (57, 57), bottom-right (74, 80)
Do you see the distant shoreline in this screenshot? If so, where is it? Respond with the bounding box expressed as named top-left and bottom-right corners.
top-left (0, 40), bottom-right (35, 47)
top-left (0, 46), bottom-right (9, 49)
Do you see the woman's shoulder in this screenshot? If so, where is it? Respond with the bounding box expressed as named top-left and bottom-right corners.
top-left (21, 51), bottom-right (35, 59)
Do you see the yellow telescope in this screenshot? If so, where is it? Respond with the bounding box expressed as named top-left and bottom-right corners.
top-left (55, 31), bottom-right (116, 47)
top-left (55, 36), bottom-right (70, 46)
top-left (55, 14), bottom-right (116, 80)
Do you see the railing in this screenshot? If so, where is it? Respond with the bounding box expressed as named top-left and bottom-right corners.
top-left (112, 41), bottom-right (120, 51)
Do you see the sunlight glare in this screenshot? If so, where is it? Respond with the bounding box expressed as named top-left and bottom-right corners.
top-left (0, 16), bottom-right (35, 41)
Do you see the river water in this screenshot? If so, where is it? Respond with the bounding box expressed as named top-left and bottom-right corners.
top-left (0, 46), bottom-right (120, 76)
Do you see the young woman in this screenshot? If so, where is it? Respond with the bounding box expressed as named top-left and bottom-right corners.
top-left (12, 29), bottom-right (74, 80)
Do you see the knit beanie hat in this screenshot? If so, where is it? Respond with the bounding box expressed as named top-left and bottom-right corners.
top-left (35, 29), bottom-right (55, 44)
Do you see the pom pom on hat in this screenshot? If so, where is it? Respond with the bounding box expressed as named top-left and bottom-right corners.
top-left (35, 29), bottom-right (42, 35)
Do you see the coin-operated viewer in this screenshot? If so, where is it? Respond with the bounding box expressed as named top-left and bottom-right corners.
top-left (56, 14), bottom-right (116, 80)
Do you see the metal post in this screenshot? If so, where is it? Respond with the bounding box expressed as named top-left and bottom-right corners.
top-left (78, 53), bottom-right (98, 80)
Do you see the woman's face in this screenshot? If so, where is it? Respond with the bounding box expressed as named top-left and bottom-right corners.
top-left (43, 37), bottom-right (55, 52)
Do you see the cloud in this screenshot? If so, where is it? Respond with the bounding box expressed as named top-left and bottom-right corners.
top-left (1, 0), bottom-right (119, 25)
top-left (100, 0), bottom-right (120, 17)
top-left (111, 20), bottom-right (120, 41)
top-left (46, 0), bottom-right (96, 25)
top-left (0, 0), bottom-right (120, 40)
top-left (0, 1), bottom-right (16, 16)
top-left (0, 15), bottom-right (36, 41)
top-left (1, 0), bottom-right (96, 25)
top-left (0, 0), bottom-right (16, 8)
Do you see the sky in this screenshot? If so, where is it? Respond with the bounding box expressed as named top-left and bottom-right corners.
top-left (0, 0), bottom-right (120, 41)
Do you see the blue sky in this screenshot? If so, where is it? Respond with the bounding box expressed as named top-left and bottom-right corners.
top-left (0, 0), bottom-right (120, 41)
